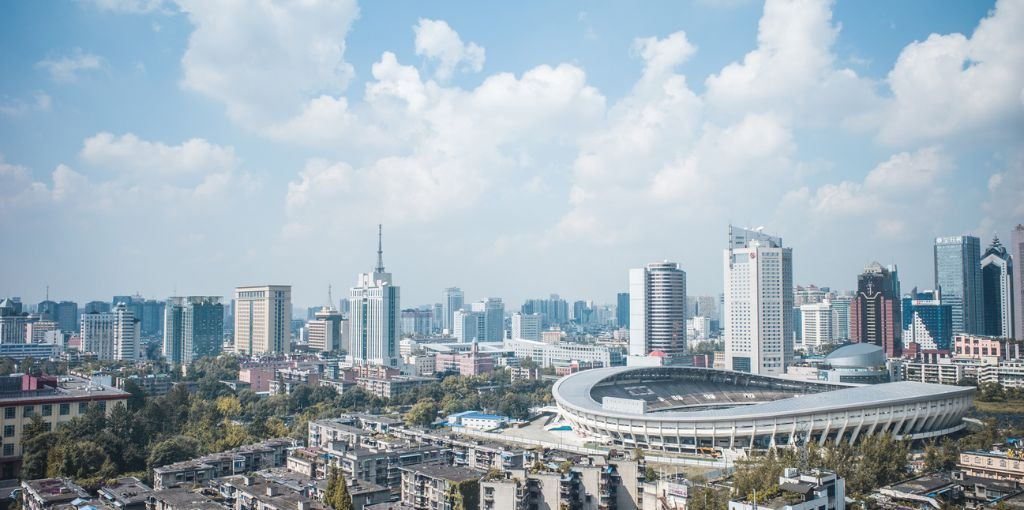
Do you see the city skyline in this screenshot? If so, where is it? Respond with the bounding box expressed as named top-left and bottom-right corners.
top-left (1, 0), bottom-right (1022, 308)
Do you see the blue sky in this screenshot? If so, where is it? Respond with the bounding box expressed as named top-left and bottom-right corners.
top-left (1, 0), bottom-right (1022, 309)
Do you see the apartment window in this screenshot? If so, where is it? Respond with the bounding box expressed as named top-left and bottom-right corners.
top-left (59, 403), bottom-right (69, 416)
top-left (2, 426), bottom-right (12, 437)
top-left (79, 402), bottom-right (88, 414)
top-left (2, 444), bottom-right (11, 457)
top-left (22, 406), bottom-right (33, 418)
top-left (42, 404), bottom-right (52, 417)
top-left (3, 407), bottom-right (13, 420)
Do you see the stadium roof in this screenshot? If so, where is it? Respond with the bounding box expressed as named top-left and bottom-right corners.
top-left (553, 366), bottom-right (974, 422)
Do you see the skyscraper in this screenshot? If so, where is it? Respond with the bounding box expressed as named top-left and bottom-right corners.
top-left (470, 298), bottom-right (505, 341)
top-left (830, 294), bottom-right (852, 342)
top-left (616, 292), bottom-right (629, 328)
top-left (308, 305), bottom-right (345, 353)
top-left (981, 236), bottom-right (1015, 338)
top-left (934, 235), bottom-right (983, 334)
top-left (349, 225), bottom-right (400, 367)
top-left (55, 301), bottom-right (78, 333)
top-left (800, 301), bottom-right (832, 352)
top-left (164, 296), bottom-right (224, 365)
top-left (512, 312), bottom-right (541, 341)
top-left (723, 226), bottom-right (793, 375)
top-left (81, 311), bottom-right (115, 359)
top-left (442, 287), bottom-right (464, 334)
top-left (453, 309), bottom-right (484, 343)
top-left (850, 262), bottom-right (902, 357)
top-left (400, 309), bottom-right (433, 336)
top-left (36, 300), bottom-right (57, 320)
top-left (234, 285), bottom-right (292, 355)
top-left (83, 301), bottom-right (110, 314)
top-left (629, 261), bottom-right (687, 358)
top-left (1014, 225), bottom-right (1024, 341)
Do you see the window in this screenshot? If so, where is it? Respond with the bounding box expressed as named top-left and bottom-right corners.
top-left (59, 403), bottom-right (69, 416)
top-left (97, 401), bottom-right (106, 412)
top-left (2, 444), bottom-right (11, 457)
top-left (3, 407), bottom-right (12, 420)
top-left (42, 404), bottom-right (52, 417)
top-left (22, 406), bottom-right (33, 418)
top-left (2, 426), bottom-right (12, 437)
top-left (79, 402), bottom-right (88, 414)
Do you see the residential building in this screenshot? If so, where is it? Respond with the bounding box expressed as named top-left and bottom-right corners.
top-left (145, 488), bottom-right (223, 510)
top-left (239, 360), bottom-right (294, 393)
top-left (850, 263), bottom-right (902, 357)
top-left (979, 361), bottom-right (1024, 389)
top-left (471, 298), bottom-right (505, 342)
top-left (511, 313), bottom-right (541, 341)
top-left (164, 296), bottom-right (224, 365)
top-left (800, 301), bottom-right (833, 352)
top-left (503, 338), bottom-right (622, 368)
top-left (20, 478), bottom-right (91, 510)
top-left (629, 261), bottom-right (687, 357)
top-left (216, 473), bottom-right (327, 510)
top-left (308, 306), bottom-right (345, 353)
top-left (234, 285), bottom-right (292, 355)
top-left (954, 334), bottom-right (1024, 361)
top-left (521, 295), bottom-right (569, 329)
top-left (729, 467), bottom-right (845, 510)
top-left (435, 342), bottom-right (496, 376)
top-left (151, 437), bottom-right (294, 490)
top-left (349, 225), bottom-right (400, 367)
top-left (453, 310), bottom-right (485, 343)
top-left (113, 302), bottom-right (141, 361)
top-left (981, 236), bottom-right (1015, 338)
top-left (97, 477), bottom-right (152, 510)
top-left (83, 300), bottom-right (110, 314)
top-left (1013, 225), bottom-right (1024, 340)
top-left (0, 375), bottom-right (130, 479)
top-left (400, 465), bottom-right (482, 510)
top-left (443, 288), bottom-right (465, 335)
top-left (902, 289), bottom-right (953, 351)
top-left (724, 226), bottom-right (794, 375)
top-left (935, 235), bottom-right (983, 335)
top-left (269, 367), bottom-right (320, 395)
top-left (80, 311), bottom-right (115, 358)
top-left (616, 292), bottom-right (629, 328)
top-left (830, 295), bottom-right (852, 342)
top-left (0, 298), bottom-right (28, 344)
top-left (25, 320), bottom-right (60, 345)
top-left (959, 450), bottom-right (1024, 482)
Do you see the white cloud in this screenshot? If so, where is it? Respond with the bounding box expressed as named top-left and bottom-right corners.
top-left (0, 154), bottom-right (87, 210)
top-left (177, 0), bottom-right (358, 128)
top-left (36, 49), bottom-right (103, 82)
top-left (80, 132), bottom-right (239, 177)
top-left (83, 0), bottom-right (168, 13)
top-left (0, 92), bottom-right (51, 116)
top-left (413, 19), bottom-right (485, 81)
top-left (878, 0), bottom-right (1024, 145)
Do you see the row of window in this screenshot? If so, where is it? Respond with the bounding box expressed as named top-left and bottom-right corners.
top-left (3, 401), bottom-right (106, 420)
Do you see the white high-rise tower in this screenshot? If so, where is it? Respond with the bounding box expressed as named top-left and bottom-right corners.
top-left (724, 226), bottom-right (793, 375)
top-left (349, 225), bottom-right (400, 367)
top-left (628, 261), bottom-right (687, 358)
top-left (234, 285), bottom-right (292, 355)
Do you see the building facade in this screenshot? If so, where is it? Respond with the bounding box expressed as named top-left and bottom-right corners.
top-left (800, 301), bottom-right (833, 352)
top-left (1013, 225), bottom-right (1024, 341)
top-left (981, 236), bottom-right (1015, 339)
top-left (234, 285), bottom-right (292, 355)
top-left (510, 313), bottom-right (541, 341)
top-left (629, 261), bottom-right (687, 358)
top-left (902, 289), bottom-right (953, 351)
top-left (164, 296), bottom-right (224, 365)
top-left (349, 227), bottom-right (400, 367)
top-left (308, 306), bottom-right (345, 353)
top-left (442, 287), bottom-right (464, 335)
top-left (935, 235), bottom-right (983, 335)
top-left (724, 226), bottom-right (793, 375)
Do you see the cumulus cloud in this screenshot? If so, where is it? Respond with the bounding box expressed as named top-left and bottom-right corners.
top-left (80, 132), bottom-right (239, 177)
top-left (36, 49), bottom-right (103, 82)
top-left (414, 19), bottom-right (485, 81)
top-left (0, 154), bottom-right (88, 211)
top-left (177, 0), bottom-right (358, 128)
top-left (878, 0), bottom-right (1024, 145)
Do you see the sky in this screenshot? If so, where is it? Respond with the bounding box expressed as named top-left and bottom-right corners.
top-left (1, 0), bottom-right (1022, 309)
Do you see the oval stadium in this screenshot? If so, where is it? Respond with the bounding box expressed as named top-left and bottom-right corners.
top-left (552, 365), bottom-right (975, 453)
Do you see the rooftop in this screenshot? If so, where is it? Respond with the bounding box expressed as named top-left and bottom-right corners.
top-left (147, 488), bottom-right (224, 509)
top-left (98, 477), bottom-right (153, 506)
top-left (0, 375), bottom-right (129, 404)
top-left (22, 478), bottom-right (90, 504)
top-left (401, 465), bottom-right (484, 483)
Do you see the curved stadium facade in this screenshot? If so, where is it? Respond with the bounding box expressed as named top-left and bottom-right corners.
top-left (553, 366), bottom-right (974, 453)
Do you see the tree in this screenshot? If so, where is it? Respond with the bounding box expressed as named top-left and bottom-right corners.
top-left (47, 440), bottom-right (111, 479)
top-left (326, 467), bottom-right (352, 510)
top-left (21, 431), bottom-right (61, 480)
top-left (404, 400), bottom-right (439, 427)
top-left (147, 435), bottom-right (200, 471)
top-left (644, 466), bottom-right (659, 481)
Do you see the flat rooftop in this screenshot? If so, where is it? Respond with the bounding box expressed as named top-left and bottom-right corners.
top-left (401, 465), bottom-right (484, 482)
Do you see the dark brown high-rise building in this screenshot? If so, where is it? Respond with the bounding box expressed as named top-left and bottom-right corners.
top-left (850, 262), bottom-right (902, 357)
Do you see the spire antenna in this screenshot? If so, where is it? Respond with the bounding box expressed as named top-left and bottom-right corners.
top-left (375, 223), bottom-right (385, 273)
top-left (327, 284), bottom-right (333, 308)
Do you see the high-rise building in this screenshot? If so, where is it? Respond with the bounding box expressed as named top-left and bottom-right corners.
top-left (795, 285), bottom-right (829, 306)
top-left (830, 294), bottom-right (852, 342)
top-left (1014, 225), bottom-right (1024, 341)
top-left (521, 295), bottom-right (569, 328)
top-left (723, 226), bottom-right (793, 375)
top-left (308, 306), bottom-right (345, 353)
top-left (800, 301), bottom-right (832, 352)
top-left (470, 298), bottom-right (505, 342)
top-left (25, 320), bottom-right (60, 344)
top-left (54, 301), bottom-right (78, 333)
top-left (850, 262), bottom-right (902, 357)
top-left (431, 303), bottom-right (443, 333)
top-left (81, 312), bottom-right (115, 359)
top-left (234, 285), bottom-right (292, 355)
top-left (0, 299), bottom-right (27, 344)
top-left (442, 288), bottom-right (464, 334)
top-left (113, 303), bottom-right (141, 361)
top-left (934, 235), bottom-right (983, 335)
top-left (616, 292), bottom-right (629, 328)
top-left (348, 225), bottom-right (400, 367)
top-left (512, 312), bottom-right (541, 341)
top-left (453, 309), bottom-right (484, 343)
top-left (164, 296), bottom-right (224, 365)
top-left (629, 261), bottom-right (687, 358)
top-left (83, 301), bottom-right (110, 314)
top-left (981, 236), bottom-right (1015, 338)
top-left (400, 309), bottom-right (433, 337)
top-left (36, 300), bottom-right (57, 321)
top-left (902, 288), bottom-right (953, 351)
